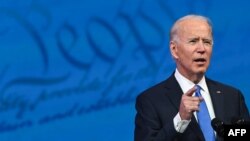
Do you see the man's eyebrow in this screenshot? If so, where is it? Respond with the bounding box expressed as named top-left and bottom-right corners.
top-left (202, 38), bottom-right (213, 41)
top-left (203, 38), bottom-right (212, 40)
top-left (187, 37), bottom-right (212, 40)
top-left (187, 37), bottom-right (200, 40)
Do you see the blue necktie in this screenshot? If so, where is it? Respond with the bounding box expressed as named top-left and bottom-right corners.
top-left (195, 85), bottom-right (215, 141)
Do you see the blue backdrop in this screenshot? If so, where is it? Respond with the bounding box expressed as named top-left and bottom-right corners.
top-left (0, 0), bottom-right (249, 140)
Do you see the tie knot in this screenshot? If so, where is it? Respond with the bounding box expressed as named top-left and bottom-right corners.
top-left (195, 85), bottom-right (202, 97)
top-left (195, 85), bottom-right (201, 90)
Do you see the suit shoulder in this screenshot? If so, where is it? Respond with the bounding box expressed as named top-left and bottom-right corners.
top-left (207, 78), bottom-right (240, 92)
top-left (136, 80), bottom-right (167, 100)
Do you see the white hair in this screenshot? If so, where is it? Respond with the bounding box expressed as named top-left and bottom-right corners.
top-left (170, 15), bottom-right (213, 42)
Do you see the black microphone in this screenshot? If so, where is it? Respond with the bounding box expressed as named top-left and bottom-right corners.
top-left (211, 118), bottom-right (225, 137)
top-left (231, 117), bottom-right (250, 125)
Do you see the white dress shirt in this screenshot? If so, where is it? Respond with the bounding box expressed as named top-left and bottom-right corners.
top-left (173, 69), bottom-right (215, 133)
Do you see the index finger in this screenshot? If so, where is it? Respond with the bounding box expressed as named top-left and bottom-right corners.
top-left (185, 86), bottom-right (196, 96)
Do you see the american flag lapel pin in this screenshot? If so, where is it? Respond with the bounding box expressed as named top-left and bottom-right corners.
top-left (216, 90), bottom-right (222, 94)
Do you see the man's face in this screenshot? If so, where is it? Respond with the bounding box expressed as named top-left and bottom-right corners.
top-left (170, 19), bottom-right (213, 79)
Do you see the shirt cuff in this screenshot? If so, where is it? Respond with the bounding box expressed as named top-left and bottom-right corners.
top-left (173, 113), bottom-right (191, 133)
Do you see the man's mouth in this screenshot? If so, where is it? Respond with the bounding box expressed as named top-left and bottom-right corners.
top-left (194, 58), bottom-right (206, 63)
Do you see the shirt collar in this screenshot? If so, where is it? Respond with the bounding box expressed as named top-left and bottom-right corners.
top-left (174, 69), bottom-right (209, 94)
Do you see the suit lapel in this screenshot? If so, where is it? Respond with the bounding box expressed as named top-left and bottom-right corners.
top-left (164, 74), bottom-right (183, 110)
top-left (164, 74), bottom-right (205, 141)
top-left (206, 78), bottom-right (225, 120)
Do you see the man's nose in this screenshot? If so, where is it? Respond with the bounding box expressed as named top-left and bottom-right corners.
top-left (197, 41), bottom-right (206, 53)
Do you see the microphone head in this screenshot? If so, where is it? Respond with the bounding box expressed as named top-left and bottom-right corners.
top-left (231, 117), bottom-right (250, 125)
top-left (231, 117), bottom-right (243, 125)
top-left (211, 118), bottom-right (224, 137)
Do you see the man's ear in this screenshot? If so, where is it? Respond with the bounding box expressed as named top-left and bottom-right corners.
top-left (170, 41), bottom-right (178, 59)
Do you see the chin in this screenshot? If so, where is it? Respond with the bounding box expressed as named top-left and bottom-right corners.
top-left (195, 69), bottom-right (207, 75)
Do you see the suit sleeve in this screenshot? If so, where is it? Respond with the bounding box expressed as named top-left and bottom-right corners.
top-left (134, 94), bottom-right (181, 141)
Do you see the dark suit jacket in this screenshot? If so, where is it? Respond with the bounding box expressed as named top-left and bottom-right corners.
top-left (134, 73), bottom-right (249, 141)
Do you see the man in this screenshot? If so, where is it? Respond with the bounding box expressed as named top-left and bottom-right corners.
top-left (134, 15), bottom-right (249, 141)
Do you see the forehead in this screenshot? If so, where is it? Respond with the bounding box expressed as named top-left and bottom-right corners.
top-left (177, 19), bottom-right (212, 39)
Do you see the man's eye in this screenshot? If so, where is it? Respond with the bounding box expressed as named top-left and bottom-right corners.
top-left (189, 40), bottom-right (197, 43)
top-left (204, 41), bottom-right (212, 46)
